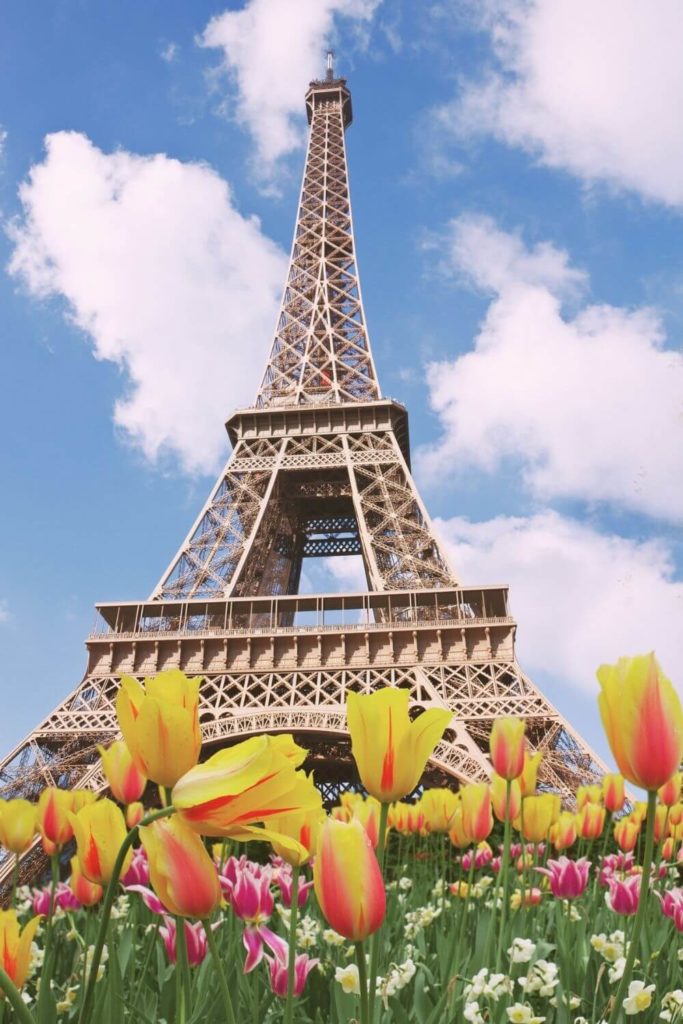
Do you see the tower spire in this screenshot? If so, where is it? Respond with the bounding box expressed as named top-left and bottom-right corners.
top-left (256, 69), bottom-right (380, 407)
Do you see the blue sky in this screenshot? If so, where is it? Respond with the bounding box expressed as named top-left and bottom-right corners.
top-left (1, 0), bottom-right (682, 769)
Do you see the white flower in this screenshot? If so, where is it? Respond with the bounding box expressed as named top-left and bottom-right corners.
top-left (506, 1003), bottom-right (545, 1023)
top-left (660, 989), bottom-right (683, 1022)
top-left (608, 958), bottom-right (627, 984)
top-left (323, 928), bottom-right (346, 947)
top-left (464, 1001), bottom-right (485, 1023)
top-left (508, 938), bottom-right (536, 964)
top-left (623, 981), bottom-right (655, 1015)
top-left (335, 964), bottom-right (360, 995)
top-left (398, 876), bottom-right (413, 891)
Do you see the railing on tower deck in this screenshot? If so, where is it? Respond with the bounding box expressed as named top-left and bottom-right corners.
top-left (88, 586), bottom-right (513, 640)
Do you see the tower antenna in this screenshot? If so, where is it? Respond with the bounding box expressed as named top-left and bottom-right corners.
top-left (326, 49), bottom-right (335, 81)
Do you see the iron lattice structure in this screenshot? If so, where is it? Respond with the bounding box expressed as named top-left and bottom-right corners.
top-left (0, 67), bottom-right (607, 887)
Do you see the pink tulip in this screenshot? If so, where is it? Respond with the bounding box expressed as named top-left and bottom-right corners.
top-left (243, 924), bottom-right (288, 973)
top-left (599, 852), bottom-right (635, 887)
top-left (537, 856), bottom-right (591, 900)
top-left (607, 874), bottom-right (641, 915)
top-left (661, 888), bottom-right (683, 920)
top-left (159, 916), bottom-right (210, 966)
top-left (121, 846), bottom-right (149, 887)
top-left (461, 844), bottom-right (493, 871)
top-left (276, 868), bottom-right (314, 909)
top-left (228, 867), bottom-right (274, 922)
top-left (125, 884), bottom-right (165, 915)
top-left (32, 883), bottom-right (81, 915)
top-left (266, 952), bottom-right (319, 998)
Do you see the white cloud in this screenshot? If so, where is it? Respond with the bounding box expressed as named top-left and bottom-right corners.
top-left (436, 510), bottom-right (683, 696)
top-left (8, 131), bottom-right (287, 475)
top-left (199, 0), bottom-right (381, 170)
top-left (420, 214), bottom-right (683, 523)
top-left (442, 0), bottom-right (683, 208)
top-left (160, 41), bottom-right (179, 64)
top-left (0, 600), bottom-right (10, 624)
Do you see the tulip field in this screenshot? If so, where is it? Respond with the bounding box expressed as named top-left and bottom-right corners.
top-left (0, 654), bottom-right (681, 1023)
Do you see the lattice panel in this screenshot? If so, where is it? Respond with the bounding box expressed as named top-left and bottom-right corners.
top-left (257, 85), bottom-right (379, 407)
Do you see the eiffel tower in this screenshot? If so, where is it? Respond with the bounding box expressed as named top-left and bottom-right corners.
top-left (0, 59), bottom-right (606, 885)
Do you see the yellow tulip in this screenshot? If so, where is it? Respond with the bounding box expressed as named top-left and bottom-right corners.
top-left (98, 739), bottom-right (147, 805)
top-left (172, 735), bottom-right (320, 857)
top-left (460, 783), bottom-right (493, 843)
top-left (350, 796), bottom-right (382, 849)
top-left (577, 801), bottom-right (605, 840)
top-left (614, 817), bottom-right (639, 853)
top-left (519, 752), bottom-right (543, 798)
top-left (37, 787), bottom-right (74, 847)
top-left (448, 807), bottom-right (469, 848)
top-left (658, 772), bottom-right (682, 807)
top-left (313, 818), bottom-right (385, 941)
top-left (0, 799), bottom-right (36, 854)
top-left (490, 773), bottom-right (521, 822)
top-left (346, 688), bottom-right (451, 802)
top-left (489, 718), bottom-right (526, 780)
top-left (69, 798), bottom-right (131, 885)
top-left (0, 911), bottom-right (41, 989)
top-left (269, 791), bottom-right (326, 865)
top-left (69, 856), bottom-right (103, 907)
top-left (116, 669), bottom-right (202, 788)
top-left (549, 811), bottom-right (577, 852)
top-left (576, 784), bottom-right (603, 810)
top-left (139, 815), bottom-right (221, 918)
top-left (597, 654), bottom-right (683, 791)
top-left (419, 788), bottom-right (459, 833)
top-left (521, 794), bottom-right (556, 843)
top-left (602, 773), bottom-right (626, 813)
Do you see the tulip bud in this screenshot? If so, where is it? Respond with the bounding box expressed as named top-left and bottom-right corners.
top-left (70, 798), bottom-right (131, 885)
top-left (420, 788), bottom-right (459, 833)
top-left (549, 812), bottom-right (577, 852)
top-left (139, 815), bottom-right (221, 918)
top-left (126, 801), bottom-right (145, 829)
top-left (654, 804), bottom-right (671, 844)
top-left (37, 787), bottom-right (74, 847)
top-left (313, 818), bottom-right (385, 942)
top-left (0, 799), bottom-right (37, 854)
top-left (490, 773), bottom-right (521, 822)
top-left (658, 772), bottom-right (682, 807)
top-left (98, 740), bottom-right (147, 805)
top-left (576, 785), bottom-right (603, 810)
top-left (519, 752), bottom-right (543, 798)
top-left (521, 794), bottom-right (556, 843)
top-left (69, 855), bottom-right (104, 907)
top-left (460, 783), bottom-right (493, 843)
top-left (597, 654), bottom-right (683, 791)
top-left (602, 773), bottom-right (625, 813)
top-left (614, 817), bottom-right (639, 853)
top-left (577, 802), bottom-right (605, 841)
top-left (489, 718), bottom-right (526, 781)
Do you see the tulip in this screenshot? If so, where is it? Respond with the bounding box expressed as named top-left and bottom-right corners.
top-left (159, 917), bottom-right (210, 966)
top-left (70, 798), bottom-right (131, 885)
top-left (266, 952), bottom-right (319, 998)
top-left (510, 887), bottom-right (542, 909)
top-left (519, 752), bottom-right (543, 798)
top-left (37, 787), bottom-right (74, 847)
top-left (121, 846), bottom-right (149, 887)
top-left (390, 802), bottom-right (425, 835)
top-left (489, 718), bottom-right (525, 781)
top-left (607, 874), bottom-right (641, 915)
top-left (346, 688), bottom-right (451, 803)
top-left (549, 812), bottom-right (577, 852)
top-left (537, 856), bottom-right (590, 899)
top-left (0, 910), bottom-right (41, 989)
top-left (576, 784), bottom-right (603, 810)
top-left (270, 798), bottom-right (325, 866)
top-left (98, 739), bottom-right (147, 805)
top-left (139, 815), bottom-right (221, 919)
top-left (313, 818), bottom-right (385, 941)
top-left (126, 801), bottom-right (144, 829)
top-left (420, 788), bottom-right (459, 833)
top-left (116, 669), bottom-right (202, 789)
top-left (461, 783), bottom-right (493, 843)
top-left (520, 794), bottom-right (557, 843)
top-left (172, 735), bottom-right (320, 853)
top-left (0, 799), bottom-right (36, 854)
top-left (350, 797), bottom-right (381, 850)
top-left (71, 789), bottom-right (98, 812)
top-left (653, 805), bottom-right (671, 844)
top-left (276, 867), bottom-right (314, 909)
top-left (461, 841), bottom-right (493, 871)
top-left (597, 654), bottom-right (683, 791)
top-left (577, 802), bottom-right (605, 841)
top-left (448, 807), bottom-right (469, 849)
top-left (659, 772), bottom-right (682, 807)
top-left (491, 773), bottom-right (521, 822)
top-left (68, 855), bottom-right (103, 907)
top-left (661, 837), bottom-right (676, 861)
top-left (602, 773), bottom-right (626, 813)
top-left (614, 818), bottom-right (640, 853)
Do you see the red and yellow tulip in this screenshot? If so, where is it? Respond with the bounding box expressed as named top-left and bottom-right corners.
top-left (0, 910), bottom-right (41, 990)
top-left (460, 783), bottom-right (493, 843)
top-left (116, 669), bottom-right (202, 789)
top-left (577, 801), bottom-right (605, 841)
top-left (519, 751), bottom-right (543, 798)
top-left (139, 815), bottom-right (221, 918)
top-left (658, 772), bottom-right (682, 807)
top-left (521, 793), bottom-right (556, 843)
top-left (346, 688), bottom-right (451, 803)
top-left (37, 787), bottom-right (74, 848)
top-left (0, 799), bottom-right (36, 854)
top-left (614, 817), bottom-right (640, 853)
top-left (269, 793), bottom-right (326, 865)
top-left (420, 788), bottom-right (459, 833)
top-left (172, 735), bottom-right (319, 855)
top-left (576, 785), bottom-right (603, 810)
top-left (602, 773), bottom-right (626, 813)
top-left (98, 739), bottom-right (147, 805)
top-left (549, 811), bottom-right (577, 852)
top-left (313, 817), bottom-right (386, 941)
top-left (490, 773), bottom-right (521, 822)
top-left (68, 855), bottom-right (104, 907)
top-left (597, 653), bottom-right (683, 791)
top-left (70, 798), bottom-right (131, 885)
top-left (350, 796), bottom-right (382, 849)
top-left (489, 718), bottom-right (526, 781)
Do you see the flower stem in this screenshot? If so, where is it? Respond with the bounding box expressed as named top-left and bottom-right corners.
top-left (0, 966), bottom-right (34, 1024)
top-left (495, 781), bottom-right (513, 972)
top-left (77, 804), bottom-right (175, 1024)
top-left (205, 920), bottom-right (238, 1024)
top-left (606, 789), bottom-right (657, 1024)
top-left (10, 854), bottom-right (19, 909)
top-left (368, 801), bottom-right (389, 1024)
top-left (175, 916), bottom-right (192, 1023)
top-left (355, 941), bottom-right (370, 1024)
top-left (284, 864), bottom-right (301, 1024)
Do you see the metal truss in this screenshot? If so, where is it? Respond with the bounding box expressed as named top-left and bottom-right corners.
top-left (0, 68), bottom-right (610, 888)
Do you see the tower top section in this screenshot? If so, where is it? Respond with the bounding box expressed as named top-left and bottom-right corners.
top-left (256, 67), bottom-right (378, 408)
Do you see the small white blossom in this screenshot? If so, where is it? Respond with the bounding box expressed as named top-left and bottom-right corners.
top-left (608, 958), bottom-right (627, 984)
top-left (323, 928), bottom-right (346, 947)
top-left (623, 981), bottom-right (655, 1015)
top-left (508, 938), bottom-right (536, 964)
top-left (506, 1003), bottom-right (545, 1023)
top-left (464, 1001), bottom-right (486, 1023)
top-left (660, 989), bottom-right (683, 1022)
top-left (398, 876), bottom-right (413, 891)
top-left (335, 964), bottom-right (360, 995)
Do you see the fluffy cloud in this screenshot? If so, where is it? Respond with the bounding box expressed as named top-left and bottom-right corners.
top-left (8, 132), bottom-right (286, 475)
top-left (437, 511), bottom-right (683, 696)
top-left (200, 0), bottom-right (381, 170)
top-left (420, 214), bottom-right (683, 523)
top-left (441, 0), bottom-right (683, 207)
